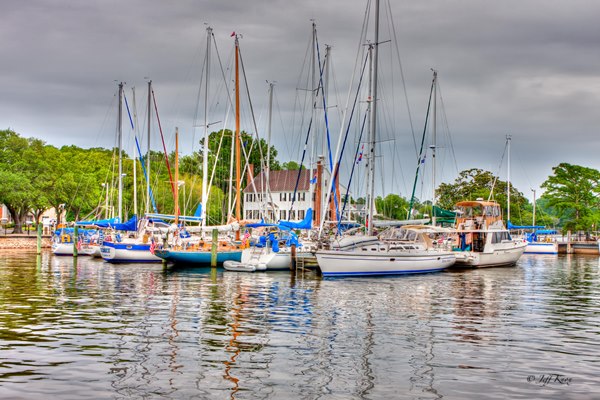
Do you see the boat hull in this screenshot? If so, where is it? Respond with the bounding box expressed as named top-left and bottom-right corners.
top-left (315, 250), bottom-right (455, 277)
top-left (52, 242), bottom-right (98, 256)
top-left (240, 248), bottom-right (291, 271)
top-left (154, 249), bottom-right (242, 266)
top-left (524, 242), bottom-right (558, 254)
top-left (453, 242), bottom-right (527, 267)
top-left (100, 242), bottom-right (162, 263)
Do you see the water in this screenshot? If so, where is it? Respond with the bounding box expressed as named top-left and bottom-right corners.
top-left (0, 251), bottom-right (598, 399)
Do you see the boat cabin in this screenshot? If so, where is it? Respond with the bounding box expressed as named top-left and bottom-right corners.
top-left (454, 200), bottom-right (503, 231)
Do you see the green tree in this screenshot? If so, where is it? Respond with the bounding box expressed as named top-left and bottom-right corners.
top-left (375, 194), bottom-right (410, 220)
top-left (282, 160), bottom-right (301, 170)
top-left (541, 163), bottom-right (600, 234)
top-left (436, 168), bottom-right (530, 225)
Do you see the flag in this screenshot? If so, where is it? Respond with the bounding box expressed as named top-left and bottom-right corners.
top-left (310, 172), bottom-right (317, 184)
top-left (149, 239), bottom-right (156, 254)
top-left (420, 155), bottom-right (426, 164)
top-left (230, 31), bottom-right (236, 37)
top-left (356, 144), bottom-right (364, 164)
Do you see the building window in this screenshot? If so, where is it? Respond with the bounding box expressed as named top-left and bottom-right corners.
top-left (281, 210), bottom-right (287, 220)
top-left (290, 210), bottom-right (296, 220)
top-left (299, 210), bottom-right (305, 220)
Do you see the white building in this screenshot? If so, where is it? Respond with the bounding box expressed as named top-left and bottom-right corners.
top-left (243, 169), bottom-right (357, 223)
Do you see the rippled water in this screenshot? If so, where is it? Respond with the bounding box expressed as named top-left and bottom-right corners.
top-left (0, 251), bottom-right (599, 399)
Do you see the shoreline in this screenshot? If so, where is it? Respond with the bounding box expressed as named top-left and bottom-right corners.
top-left (0, 236), bottom-right (52, 249)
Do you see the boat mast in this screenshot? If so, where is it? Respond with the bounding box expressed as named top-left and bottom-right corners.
top-left (507, 134), bottom-right (511, 223)
top-left (309, 22), bottom-right (317, 224)
top-left (367, 0), bottom-right (380, 237)
top-left (201, 27), bottom-right (212, 231)
top-left (146, 80), bottom-right (152, 215)
top-left (131, 87), bottom-right (138, 217)
top-left (532, 188), bottom-right (536, 226)
top-left (118, 82), bottom-right (124, 222)
top-left (431, 70), bottom-right (437, 226)
top-left (235, 34), bottom-right (242, 239)
top-left (174, 127), bottom-right (179, 225)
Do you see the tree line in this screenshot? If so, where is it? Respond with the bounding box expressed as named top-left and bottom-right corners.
top-left (2, 128), bottom-right (598, 235)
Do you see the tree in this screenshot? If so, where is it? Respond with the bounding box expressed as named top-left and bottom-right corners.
top-left (436, 168), bottom-right (530, 225)
top-left (541, 163), bottom-right (600, 234)
top-left (375, 194), bottom-right (410, 220)
top-left (282, 160), bottom-right (301, 170)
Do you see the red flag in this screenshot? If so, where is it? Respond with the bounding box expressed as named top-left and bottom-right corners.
top-left (149, 239), bottom-right (156, 254)
top-left (230, 31), bottom-right (236, 37)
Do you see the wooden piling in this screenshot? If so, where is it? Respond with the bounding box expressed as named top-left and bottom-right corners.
top-left (73, 225), bottom-right (78, 257)
top-left (211, 229), bottom-right (218, 267)
top-left (36, 223), bottom-right (42, 255)
top-left (567, 230), bottom-right (572, 254)
top-left (290, 244), bottom-right (297, 273)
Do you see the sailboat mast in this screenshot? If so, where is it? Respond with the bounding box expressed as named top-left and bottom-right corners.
top-left (175, 127), bottom-right (179, 225)
top-left (131, 87), bottom-right (138, 217)
top-left (118, 82), bottom-right (124, 222)
top-left (532, 188), bottom-right (536, 226)
top-left (235, 34), bottom-right (242, 237)
top-left (507, 134), bottom-right (511, 223)
top-left (146, 80), bottom-right (152, 215)
top-left (431, 70), bottom-right (437, 226)
top-left (201, 27), bottom-right (212, 230)
top-left (367, 0), bottom-right (380, 237)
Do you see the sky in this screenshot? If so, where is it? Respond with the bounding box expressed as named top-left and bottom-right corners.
top-left (3, 0), bottom-right (600, 203)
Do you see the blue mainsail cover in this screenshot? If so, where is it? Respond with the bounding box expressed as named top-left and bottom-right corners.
top-left (76, 217), bottom-right (120, 227)
top-left (112, 215), bottom-right (138, 231)
top-left (507, 221), bottom-right (545, 230)
top-left (279, 208), bottom-right (312, 230)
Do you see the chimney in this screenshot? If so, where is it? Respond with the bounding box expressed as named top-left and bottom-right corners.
top-left (247, 163), bottom-right (255, 187)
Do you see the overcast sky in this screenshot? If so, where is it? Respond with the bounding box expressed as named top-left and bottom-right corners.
top-left (3, 0), bottom-right (600, 203)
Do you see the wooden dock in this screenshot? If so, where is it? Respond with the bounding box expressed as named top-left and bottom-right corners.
top-left (558, 241), bottom-right (600, 255)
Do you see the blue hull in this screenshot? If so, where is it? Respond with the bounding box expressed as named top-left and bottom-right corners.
top-left (154, 249), bottom-right (242, 266)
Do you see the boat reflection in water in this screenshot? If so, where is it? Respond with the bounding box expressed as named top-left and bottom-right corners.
top-left (1, 251), bottom-right (600, 398)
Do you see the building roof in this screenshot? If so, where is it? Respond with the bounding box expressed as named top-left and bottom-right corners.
top-left (244, 169), bottom-right (312, 193)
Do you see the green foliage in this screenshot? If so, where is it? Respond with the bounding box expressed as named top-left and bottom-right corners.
top-left (436, 168), bottom-right (530, 225)
top-left (541, 163), bottom-right (600, 233)
top-left (282, 160), bottom-right (301, 170)
top-left (375, 194), bottom-right (410, 220)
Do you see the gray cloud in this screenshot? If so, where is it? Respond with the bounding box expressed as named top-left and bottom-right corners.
top-left (3, 0), bottom-right (600, 202)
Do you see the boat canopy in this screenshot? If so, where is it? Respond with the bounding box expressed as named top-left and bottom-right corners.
top-left (279, 208), bottom-right (313, 230)
top-left (507, 221), bottom-right (546, 230)
top-left (75, 217), bottom-right (120, 227)
top-left (112, 215), bottom-right (138, 231)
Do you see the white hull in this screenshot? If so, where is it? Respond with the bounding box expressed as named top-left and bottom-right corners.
top-left (454, 241), bottom-right (527, 267)
top-left (240, 247), bottom-right (291, 271)
top-left (315, 248), bottom-right (455, 277)
top-left (100, 242), bottom-right (162, 263)
top-left (52, 243), bottom-right (99, 256)
top-left (524, 242), bottom-right (558, 254)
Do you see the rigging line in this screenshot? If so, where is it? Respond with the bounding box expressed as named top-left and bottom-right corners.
top-left (340, 112), bottom-right (369, 232)
top-left (488, 139), bottom-right (509, 202)
top-left (436, 80), bottom-right (460, 178)
top-left (332, 50), bottom-right (370, 225)
top-left (315, 30), bottom-right (341, 222)
top-left (289, 27), bottom-right (327, 212)
top-left (408, 75), bottom-right (435, 218)
top-left (386, 0), bottom-right (417, 156)
top-left (151, 88), bottom-right (175, 197)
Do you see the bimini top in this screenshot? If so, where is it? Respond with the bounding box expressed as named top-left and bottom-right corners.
top-left (455, 200), bottom-right (500, 208)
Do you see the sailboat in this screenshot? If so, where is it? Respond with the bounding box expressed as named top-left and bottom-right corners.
top-left (451, 137), bottom-right (527, 267)
top-left (153, 30), bottom-right (245, 266)
top-left (315, 0), bottom-right (456, 277)
top-left (99, 81), bottom-right (166, 263)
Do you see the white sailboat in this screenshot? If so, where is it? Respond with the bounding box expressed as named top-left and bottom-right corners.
top-left (315, 0), bottom-right (456, 277)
